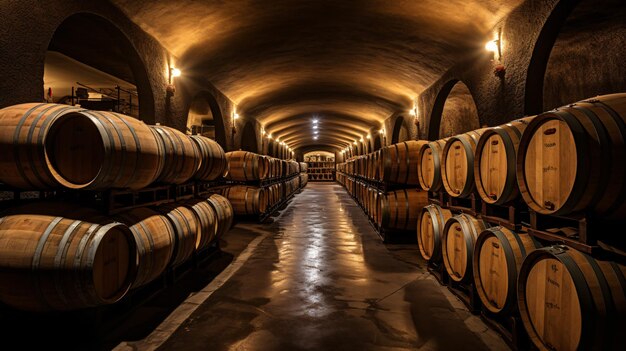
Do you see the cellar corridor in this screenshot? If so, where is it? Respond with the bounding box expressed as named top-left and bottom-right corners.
top-left (118, 183), bottom-right (506, 350)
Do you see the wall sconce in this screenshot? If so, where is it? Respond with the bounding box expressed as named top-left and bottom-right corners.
top-left (166, 67), bottom-right (181, 96)
top-left (366, 134), bottom-right (371, 139)
top-left (379, 128), bottom-right (385, 135)
top-left (486, 31), bottom-right (505, 78)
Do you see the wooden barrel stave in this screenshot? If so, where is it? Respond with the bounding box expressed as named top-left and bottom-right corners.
top-left (225, 151), bottom-right (269, 181)
top-left (190, 135), bottom-right (228, 181)
top-left (473, 227), bottom-right (541, 315)
top-left (518, 245), bottom-right (626, 351)
top-left (377, 188), bottom-right (429, 230)
top-left (0, 202), bottom-right (137, 311)
top-left (151, 125), bottom-right (200, 184)
top-left (156, 204), bottom-right (199, 267)
top-left (115, 207), bottom-right (175, 288)
top-left (417, 139), bottom-right (448, 192)
top-left (441, 213), bottom-right (486, 282)
top-left (417, 204), bottom-right (452, 262)
top-left (220, 185), bottom-right (267, 215)
top-left (441, 129), bottom-right (487, 198)
top-left (380, 140), bottom-right (428, 185)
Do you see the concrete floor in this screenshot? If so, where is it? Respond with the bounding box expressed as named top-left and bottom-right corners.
top-left (118, 183), bottom-right (509, 351)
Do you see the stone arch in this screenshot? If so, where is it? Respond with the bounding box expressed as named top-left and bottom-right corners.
top-left (391, 116), bottom-right (409, 144)
top-left (374, 134), bottom-right (383, 151)
top-left (186, 91), bottom-right (227, 147)
top-left (45, 13), bottom-right (155, 122)
top-left (240, 121), bottom-right (258, 153)
top-left (428, 80), bottom-right (480, 139)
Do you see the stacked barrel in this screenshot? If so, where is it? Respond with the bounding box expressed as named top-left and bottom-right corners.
top-left (336, 141), bottom-right (429, 238)
top-left (0, 103), bottom-right (236, 311)
top-left (415, 93), bottom-right (626, 351)
top-left (216, 151), bottom-right (306, 217)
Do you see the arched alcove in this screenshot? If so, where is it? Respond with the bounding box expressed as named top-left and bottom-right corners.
top-left (240, 121), bottom-right (259, 153)
top-left (428, 80), bottom-right (480, 139)
top-left (186, 91), bottom-right (227, 147)
top-left (391, 116), bottom-right (410, 144)
top-left (541, 0), bottom-right (626, 110)
top-left (44, 13), bottom-right (155, 122)
top-left (373, 134), bottom-right (383, 151)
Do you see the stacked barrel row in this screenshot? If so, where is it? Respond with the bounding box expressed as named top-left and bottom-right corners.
top-left (416, 93), bottom-right (626, 351)
top-left (0, 194), bottom-right (233, 312)
top-left (0, 103), bottom-right (228, 191)
top-left (336, 140), bottom-right (430, 234)
top-left (217, 151), bottom-right (307, 216)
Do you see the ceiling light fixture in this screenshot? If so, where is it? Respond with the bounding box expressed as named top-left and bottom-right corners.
top-left (312, 119), bottom-right (318, 124)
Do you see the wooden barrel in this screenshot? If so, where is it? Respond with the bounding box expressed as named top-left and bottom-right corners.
top-left (441, 129), bottom-right (488, 198)
top-left (220, 185), bottom-right (267, 215)
top-left (417, 139), bottom-right (448, 192)
top-left (156, 204), bottom-right (200, 267)
top-left (517, 93), bottom-right (626, 218)
top-left (0, 202), bottom-right (137, 311)
top-left (184, 199), bottom-right (218, 250)
top-left (379, 140), bottom-right (428, 185)
top-left (225, 151), bottom-right (269, 181)
top-left (441, 213), bottom-right (486, 282)
top-left (0, 103), bottom-right (163, 190)
top-left (115, 207), bottom-right (175, 288)
top-left (151, 125), bottom-right (200, 184)
top-left (376, 188), bottom-right (428, 230)
top-left (191, 135), bottom-right (228, 181)
top-left (475, 117), bottom-right (535, 205)
top-left (473, 227), bottom-right (541, 315)
top-left (205, 194), bottom-right (234, 240)
top-left (417, 204), bottom-right (452, 262)
top-left (518, 245), bottom-right (626, 351)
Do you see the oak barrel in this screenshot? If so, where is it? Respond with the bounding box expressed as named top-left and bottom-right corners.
top-left (417, 139), bottom-right (448, 192)
top-left (205, 194), bottom-right (234, 240)
top-left (441, 213), bottom-right (486, 282)
top-left (376, 188), bottom-right (429, 230)
top-left (156, 204), bottom-right (200, 267)
top-left (379, 140), bottom-right (428, 185)
top-left (475, 117), bottom-right (534, 205)
top-left (0, 202), bottom-right (137, 311)
top-left (473, 227), bottom-right (541, 315)
top-left (441, 129), bottom-right (488, 198)
top-left (518, 245), bottom-right (626, 351)
top-left (517, 93), bottom-right (626, 218)
top-left (151, 125), bottom-right (200, 184)
top-left (225, 151), bottom-right (270, 181)
top-left (184, 199), bottom-right (218, 250)
top-left (417, 204), bottom-right (452, 262)
top-left (115, 207), bottom-right (175, 288)
top-left (0, 103), bottom-right (163, 190)
top-left (191, 135), bottom-right (228, 181)
top-left (220, 185), bottom-right (268, 215)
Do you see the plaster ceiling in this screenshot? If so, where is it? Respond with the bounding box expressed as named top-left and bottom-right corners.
top-left (111, 0), bottom-right (523, 150)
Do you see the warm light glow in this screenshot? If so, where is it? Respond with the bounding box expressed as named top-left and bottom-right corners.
top-left (353, 141), bottom-right (357, 145)
top-left (312, 125), bottom-right (318, 130)
top-left (360, 137), bottom-right (364, 142)
top-left (409, 108), bottom-right (416, 116)
top-left (312, 119), bottom-right (318, 124)
top-left (379, 128), bottom-right (384, 134)
top-left (276, 137), bottom-right (280, 142)
top-left (366, 134), bottom-right (371, 139)
top-left (170, 68), bottom-right (181, 77)
top-left (233, 113), bottom-right (240, 120)
top-left (314, 136), bottom-right (318, 140)
top-left (485, 40), bottom-right (498, 53)
top-left (267, 133), bottom-right (272, 139)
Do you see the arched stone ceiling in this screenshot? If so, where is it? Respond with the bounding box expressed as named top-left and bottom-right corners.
top-left (111, 0), bottom-right (523, 150)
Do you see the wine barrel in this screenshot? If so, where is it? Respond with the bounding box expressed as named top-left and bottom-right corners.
top-left (441, 213), bottom-right (486, 282)
top-left (417, 139), bottom-right (448, 192)
top-left (475, 117), bottom-right (535, 205)
top-left (517, 93), bottom-right (626, 218)
top-left (115, 207), bottom-right (175, 288)
top-left (156, 204), bottom-right (200, 267)
top-left (379, 140), bottom-right (428, 185)
top-left (205, 194), bottom-right (234, 240)
top-left (151, 125), bottom-right (200, 184)
top-left (473, 227), bottom-right (541, 315)
top-left (184, 199), bottom-right (218, 250)
top-left (377, 188), bottom-right (428, 230)
top-left (221, 185), bottom-right (267, 215)
top-left (0, 103), bottom-right (163, 190)
top-left (518, 245), bottom-right (626, 351)
top-left (225, 151), bottom-right (269, 181)
top-left (417, 204), bottom-right (452, 262)
top-left (0, 202), bottom-right (136, 311)
top-left (191, 135), bottom-right (228, 181)
top-left (441, 129), bottom-right (488, 198)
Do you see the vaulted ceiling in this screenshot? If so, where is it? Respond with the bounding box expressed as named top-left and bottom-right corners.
top-left (111, 0), bottom-right (523, 150)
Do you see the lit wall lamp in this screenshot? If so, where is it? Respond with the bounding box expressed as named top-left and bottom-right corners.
top-left (486, 31), bottom-right (505, 78)
top-left (166, 67), bottom-right (181, 96)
